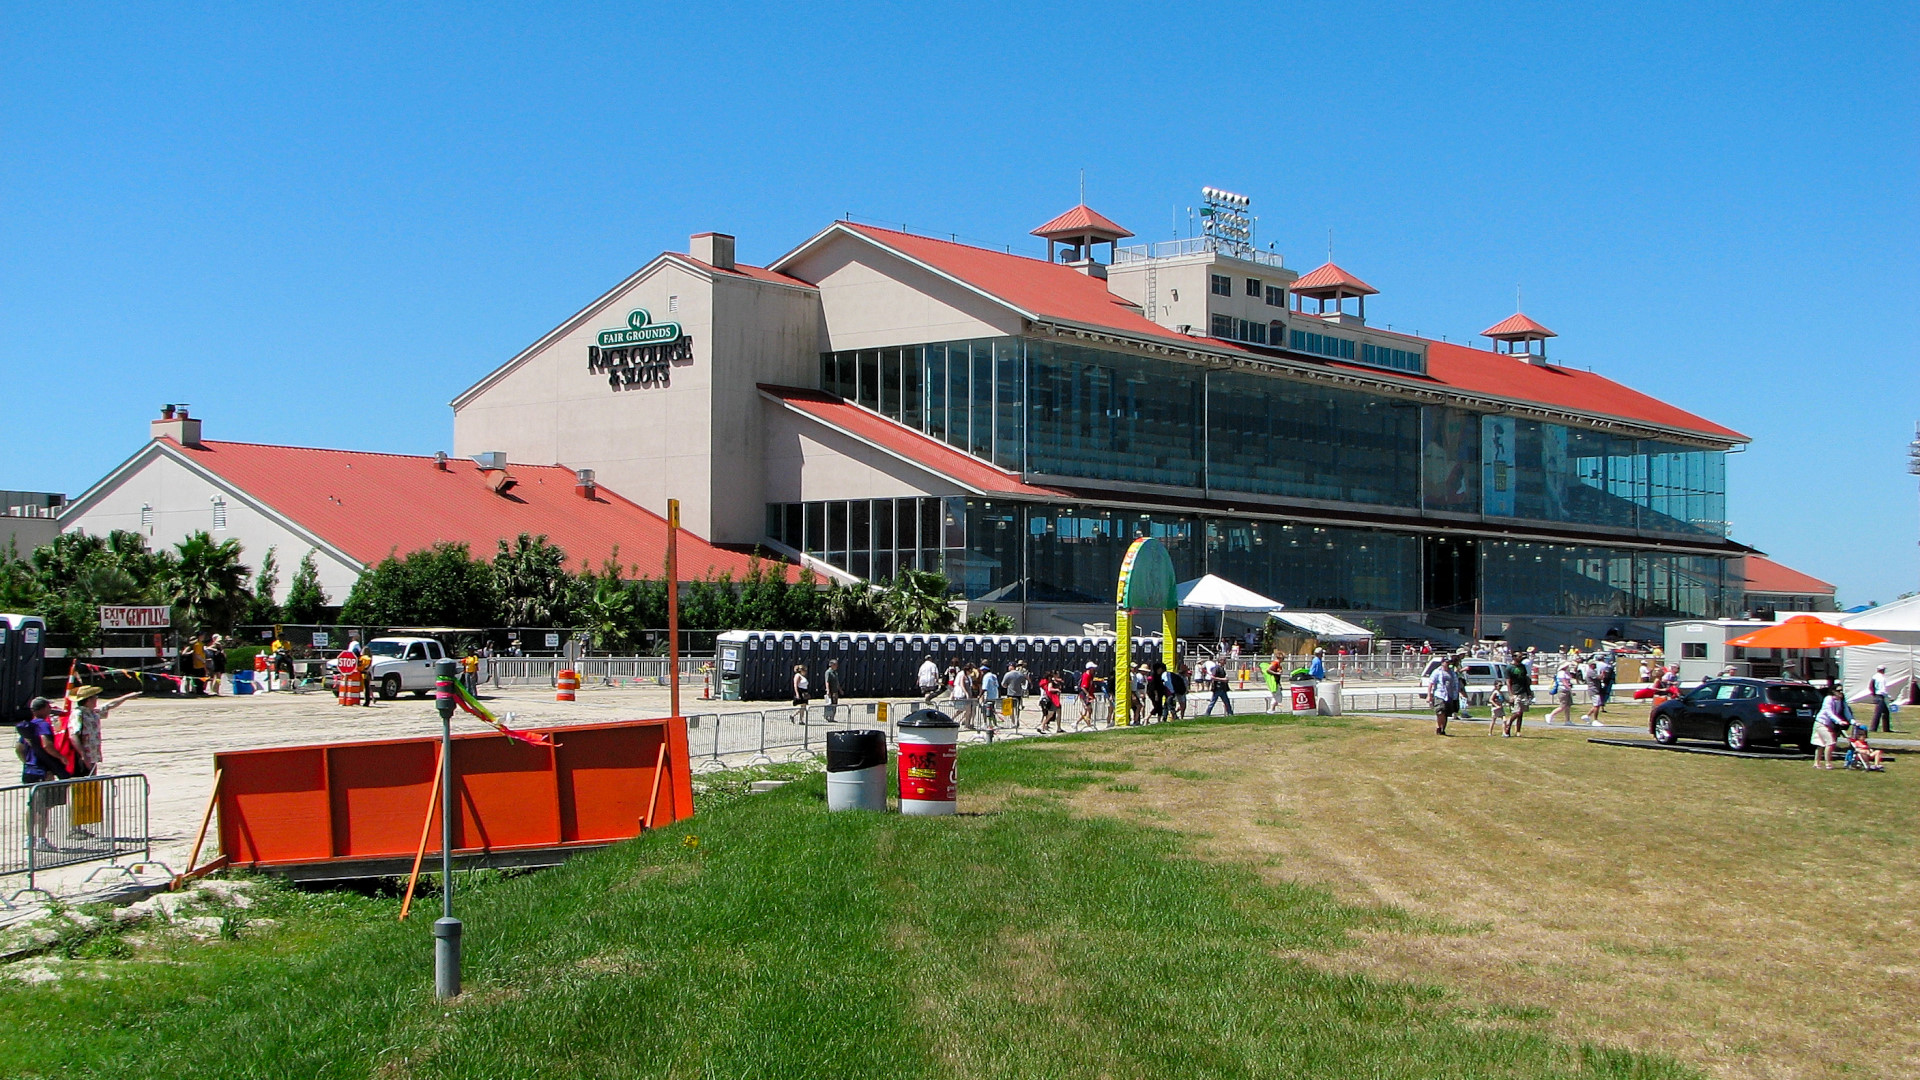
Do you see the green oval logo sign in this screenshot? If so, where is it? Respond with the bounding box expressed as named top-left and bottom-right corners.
top-left (627, 309), bottom-right (652, 330)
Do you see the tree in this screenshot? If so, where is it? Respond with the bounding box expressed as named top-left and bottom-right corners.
top-left (340, 542), bottom-right (496, 628)
top-left (820, 580), bottom-right (884, 631)
top-left (879, 570), bottom-right (958, 633)
top-left (962, 608), bottom-right (1015, 635)
top-left (164, 532), bottom-right (252, 633)
top-left (491, 534), bottom-right (581, 627)
top-left (245, 547), bottom-right (282, 625)
top-left (283, 550), bottom-right (328, 624)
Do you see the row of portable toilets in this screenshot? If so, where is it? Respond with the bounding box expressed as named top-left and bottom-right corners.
top-left (715, 630), bottom-right (1187, 701)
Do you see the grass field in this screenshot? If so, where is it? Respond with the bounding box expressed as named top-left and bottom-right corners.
top-left (0, 712), bottom-right (1909, 1079)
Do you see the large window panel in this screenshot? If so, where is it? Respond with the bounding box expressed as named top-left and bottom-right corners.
top-left (1028, 341), bottom-right (1203, 488)
top-left (1209, 372), bottom-right (1420, 507)
top-left (993, 338), bottom-right (1023, 470)
top-left (1421, 406), bottom-right (1482, 512)
top-left (947, 342), bottom-right (970, 451)
top-left (924, 345), bottom-right (946, 441)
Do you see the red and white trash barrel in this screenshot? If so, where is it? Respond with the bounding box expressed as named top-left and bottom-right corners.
top-left (896, 709), bottom-right (959, 816)
top-left (1289, 682), bottom-right (1317, 713)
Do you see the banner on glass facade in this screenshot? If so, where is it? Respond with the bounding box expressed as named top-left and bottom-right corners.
top-left (1481, 416), bottom-right (1516, 517)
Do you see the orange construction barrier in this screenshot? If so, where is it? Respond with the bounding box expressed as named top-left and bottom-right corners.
top-left (212, 717), bottom-right (692, 877)
top-left (337, 653), bottom-right (361, 706)
top-left (556, 669), bottom-right (578, 702)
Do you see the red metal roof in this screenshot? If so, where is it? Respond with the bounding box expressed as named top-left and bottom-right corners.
top-left (830, 225), bottom-right (1744, 443)
top-left (1407, 340), bottom-right (1746, 441)
top-left (681, 256), bottom-right (816, 289)
top-left (843, 224), bottom-right (1184, 341)
top-left (169, 440), bottom-right (797, 580)
top-left (1742, 555), bottom-right (1836, 596)
top-left (1481, 312), bottom-right (1557, 339)
top-left (1289, 262), bottom-right (1378, 297)
top-left (1030, 205), bottom-right (1134, 240)
top-left (759, 385), bottom-right (1071, 499)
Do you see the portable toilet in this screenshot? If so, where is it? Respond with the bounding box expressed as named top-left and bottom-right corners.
top-left (0, 614), bottom-right (47, 723)
top-left (849, 633), bottom-right (872, 694)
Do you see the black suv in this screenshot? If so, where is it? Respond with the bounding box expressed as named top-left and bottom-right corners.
top-left (1649, 677), bottom-right (1823, 750)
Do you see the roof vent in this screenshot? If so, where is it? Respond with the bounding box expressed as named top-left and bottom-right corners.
top-left (574, 468), bottom-right (596, 500)
top-left (473, 451), bottom-right (507, 471)
top-left (434, 451), bottom-right (449, 471)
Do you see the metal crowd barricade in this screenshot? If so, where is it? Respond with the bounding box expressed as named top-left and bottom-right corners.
top-left (0, 773), bottom-right (151, 897)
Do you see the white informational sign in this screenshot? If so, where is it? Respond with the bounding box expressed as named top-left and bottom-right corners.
top-left (99, 605), bottom-right (171, 630)
top-left (312, 631), bottom-right (331, 648)
top-left (545, 632), bottom-right (560, 649)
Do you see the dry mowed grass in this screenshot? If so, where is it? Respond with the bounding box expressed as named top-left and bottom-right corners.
top-left (1035, 714), bottom-right (1917, 1080)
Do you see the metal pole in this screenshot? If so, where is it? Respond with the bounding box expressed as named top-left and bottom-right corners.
top-left (432, 659), bottom-right (461, 998)
top-left (667, 498), bottom-right (681, 720)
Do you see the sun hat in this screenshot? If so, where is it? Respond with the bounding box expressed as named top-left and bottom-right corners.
top-left (71, 685), bottom-right (105, 701)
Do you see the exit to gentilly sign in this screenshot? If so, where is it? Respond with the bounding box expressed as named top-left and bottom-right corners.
top-left (99, 605), bottom-right (170, 629)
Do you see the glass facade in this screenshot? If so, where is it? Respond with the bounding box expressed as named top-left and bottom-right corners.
top-left (769, 499), bottom-right (1735, 618)
top-left (816, 335), bottom-right (1731, 538)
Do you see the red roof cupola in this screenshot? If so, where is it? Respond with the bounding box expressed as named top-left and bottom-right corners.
top-left (1481, 311), bottom-right (1557, 366)
top-left (1032, 204), bottom-right (1132, 273)
top-left (1288, 262), bottom-right (1377, 323)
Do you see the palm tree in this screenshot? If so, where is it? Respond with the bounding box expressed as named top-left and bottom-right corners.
top-left (493, 534), bottom-right (577, 627)
top-left (167, 532), bottom-right (252, 632)
top-left (880, 570), bottom-right (958, 633)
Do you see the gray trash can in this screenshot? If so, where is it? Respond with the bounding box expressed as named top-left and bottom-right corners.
top-left (825, 729), bottom-right (888, 812)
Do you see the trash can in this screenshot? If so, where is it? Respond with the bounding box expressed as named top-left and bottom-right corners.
top-left (232, 669), bottom-right (255, 695)
top-left (1315, 679), bottom-right (1342, 716)
top-left (1289, 681), bottom-right (1317, 714)
top-left (825, 729), bottom-right (888, 812)
top-left (896, 709), bottom-right (959, 816)
top-left (721, 673), bottom-right (742, 701)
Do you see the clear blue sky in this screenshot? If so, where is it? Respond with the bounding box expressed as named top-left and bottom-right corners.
top-left (4, 2), bottom-right (1915, 603)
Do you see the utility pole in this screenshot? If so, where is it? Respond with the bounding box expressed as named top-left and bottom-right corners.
top-left (667, 498), bottom-right (680, 719)
top-left (432, 659), bottom-right (460, 998)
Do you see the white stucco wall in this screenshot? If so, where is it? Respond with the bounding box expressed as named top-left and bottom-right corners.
top-left (60, 448), bottom-right (360, 604)
top-left (782, 237), bottom-right (1022, 352)
top-left (761, 400), bottom-right (962, 504)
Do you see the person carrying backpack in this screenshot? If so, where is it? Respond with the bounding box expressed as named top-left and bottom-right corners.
top-left (17, 697), bottom-right (71, 852)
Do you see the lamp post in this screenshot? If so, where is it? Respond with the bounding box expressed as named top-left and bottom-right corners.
top-left (432, 658), bottom-right (461, 998)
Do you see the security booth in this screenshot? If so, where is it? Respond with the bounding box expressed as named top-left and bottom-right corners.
top-left (1, 614), bottom-right (47, 722)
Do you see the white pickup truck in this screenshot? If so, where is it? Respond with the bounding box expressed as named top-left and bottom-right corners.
top-left (330, 637), bottom-right (450, 699)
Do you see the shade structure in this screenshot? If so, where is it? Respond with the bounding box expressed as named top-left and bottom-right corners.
top-left (1723, 615), bottom-right (1888, 650)
top-left (1269, 611), bottom-right (1375, 642)
top-left (1176, 574), bottom-right (1284, 612)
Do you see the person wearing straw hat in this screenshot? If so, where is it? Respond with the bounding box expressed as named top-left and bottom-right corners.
top-left (67, 686), bottom-right (138, 778)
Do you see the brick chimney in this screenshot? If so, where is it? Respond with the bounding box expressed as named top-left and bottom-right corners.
top-left (151, 404), bottom-right (203, 448)
top-left (690, 232), bottom-right (735, 270)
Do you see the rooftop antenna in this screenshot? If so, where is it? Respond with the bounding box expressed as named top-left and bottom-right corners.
top-left (1328, 228), bottom-right (1334, 262)
top-left (1517, 283), bottom-right (1523, 311)
top-left (1079, 168), bottom-right (1085, 204)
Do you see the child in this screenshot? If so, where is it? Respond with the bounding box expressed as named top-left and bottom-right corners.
top-left (1488, 684), bottom-right (1509, 736)
top-left (1846, 732), bottom-right (1885, 771)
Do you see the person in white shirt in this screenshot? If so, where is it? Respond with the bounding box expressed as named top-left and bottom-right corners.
top-left (918, 657), bottom-right (942, 704)
top-left (1427, 657), bottom-right (1463, 736)
top-left (979, 665), bottom-right (1001, 731)
top-left (1868, 666), bottom-right (1894, 733)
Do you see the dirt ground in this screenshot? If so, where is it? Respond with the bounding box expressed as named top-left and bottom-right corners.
top-left (1031, 714), bottom-right (1918, 1080)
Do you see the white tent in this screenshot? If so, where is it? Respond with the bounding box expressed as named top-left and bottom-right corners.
top-left (1176, 574), bottom-right (1284, 612)
top-left (1270, 610), bottom-right (1375, 642)
top-left (1176, 575), bottom-right (1283, 640)
top-left (1840, 595), bottom-right (1920, 703)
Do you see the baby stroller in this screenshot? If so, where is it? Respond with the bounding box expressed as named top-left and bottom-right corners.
top-left (1845, 734), bottom-right (1885, 771)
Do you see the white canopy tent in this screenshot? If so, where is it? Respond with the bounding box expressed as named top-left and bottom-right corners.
top-left (1176, 575), bottom-right (1283, 640)
top-left (1269, 610), bottom-right (1375, 643)
top-left (1839, 595), bottom-right (1920, 703)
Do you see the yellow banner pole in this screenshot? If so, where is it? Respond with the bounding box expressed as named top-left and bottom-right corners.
top-left (1114, 609), bottom-right (1132, 725)
top-left (1161, 609), bottom-right (1178, 674)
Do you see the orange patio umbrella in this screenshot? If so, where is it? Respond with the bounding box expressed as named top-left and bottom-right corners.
top-left (1723, 615), bottom-right (1888, 650)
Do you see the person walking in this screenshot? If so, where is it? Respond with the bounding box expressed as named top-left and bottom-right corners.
top-left (461, 651), bottom-right (480, 695)
top-left (1580, 661), bottom-right (1609, 727)
top-left (1544, 665), bottom-right (1575, 725)
top-left (1867, 666), bottom-right (1894, 732)
top-left (1264, 653), bottom-right (1286, 712)
top-left (951, 664), bottom-right (978, 730)
top-left (1077, 662), bottom-right (1097, 727)
top-left (16, 698), bottom-right (69, 852)
top-left (790, 663), bottom-right (810, 722)
top-left (1145, 662), bottom-right (1168, 721)
top-left (1813, 686), bottom-right (1848, 770)
top-left (1428, 657), bottom-right (1463, 736)
top-left (979, 663), bottom-right (1001, 731)
top-left (1503, 658), bottom-right (1533, 736)
top-left (1308, 648), bottom-right (1326, 681)
top-left (1205, 657), bottom-right (1234, 716)
top-left (1001, 662), bottom-right (1029, 728)
top-left (1169, 664), bottom-right (1189, 719)
top-left (821, 658), bottom-right (842, 724)
top-left (918, 656), bottom-right (943, 704)
top-left (1034, 671), bottom-right (1059, 733)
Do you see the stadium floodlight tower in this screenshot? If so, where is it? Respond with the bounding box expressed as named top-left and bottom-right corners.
top-left (1199, 186), bottom-right (1254, 258)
